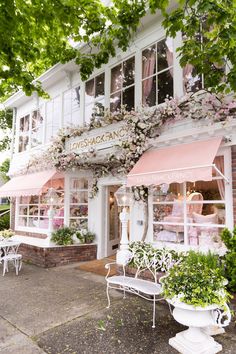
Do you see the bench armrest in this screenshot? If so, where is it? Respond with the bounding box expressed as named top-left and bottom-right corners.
top-left (105, 262), bottom-right (117, 279)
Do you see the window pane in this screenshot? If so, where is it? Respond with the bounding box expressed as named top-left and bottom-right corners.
top-left (19, 206), bottom-right (28, 215)
top-left (110, 92), bottom-right (121, 112)
top-left (142, 76), bottom-right (156, 107)
top-left (85, 79), bottom-right (95, 105)
top-left (95, 73), bottom-right (105, 98)
top-left (123, 57), bottom-right (135, 87)
top-left (183, 65), bottom-right (202, 93)
top-left (142, 45), bottom-right (156, 79)
top-left (157, 70), bottom-right (173, 104)
top-left (123, 86), bottom-right (134, 111)
top-left (70, 178), bottom-right (88, 190)
top-left (70, 192), bottom-right (88, 204)
top-left (69, 218), bottom-right (88, 229)
top-left (70, 206), bottom-right (88, 217)
top-left (19, 217), bottom-right (27, 227)
top-left (72, 86), bottom-right (80, 110)
top-left (111, 64), bottom-right (122, 93)
top-left (29, 206), bottom-right (39, 216)
top-left (153, 224), bottom-right (184, 243)
top-left (186, 180), bottom-right (223, 201)
top-left (157, 38), bottom-right (173, 72)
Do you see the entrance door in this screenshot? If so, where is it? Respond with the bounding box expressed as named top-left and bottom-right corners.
top-left (107, 185), bottom-right (121, 256)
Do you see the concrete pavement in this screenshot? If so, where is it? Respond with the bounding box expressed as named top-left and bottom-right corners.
top-left (0, 263), bottom-right (235, 354)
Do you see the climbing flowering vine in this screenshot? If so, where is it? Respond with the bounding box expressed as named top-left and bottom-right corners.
top-left (18, 90), bottom-right (236, 199)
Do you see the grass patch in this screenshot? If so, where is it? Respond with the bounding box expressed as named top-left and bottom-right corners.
top-left (0, 204), bottom-right (10, 211)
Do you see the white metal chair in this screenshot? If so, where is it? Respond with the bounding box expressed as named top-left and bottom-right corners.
top-left (1, 244), bottom-right (22, 276)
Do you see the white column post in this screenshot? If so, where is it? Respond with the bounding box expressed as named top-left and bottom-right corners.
top-left (119, 207), bottom-right (130, 250)
top-left (47, 205), bottom-right (54, 244)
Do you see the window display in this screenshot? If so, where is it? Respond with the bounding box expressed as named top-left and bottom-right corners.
top-left (69, 178), bottom-right (88, 229)
top-left (152, 160), bottom-right (226, 248)
top-left (17, 178), bottom-right (64, 230)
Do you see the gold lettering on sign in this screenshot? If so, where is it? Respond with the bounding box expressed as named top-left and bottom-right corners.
top-left (69, 126), bottom-right (128, 152)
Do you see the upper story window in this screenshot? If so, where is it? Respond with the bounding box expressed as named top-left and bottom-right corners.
top-left (85, 73), bottom-right (105, 123)
top-left (18, 114), bottom-right (30, 152)
top-left (45, 96), bottom-right (60, 143)
top-left (18, 109), bottom-right (44, 153)
top-left (142, 38), bottom-right (173, 107)
top-left (63, 86), bottom-right (81, 126)
top-left (110, 56), bottom-right (135, 112)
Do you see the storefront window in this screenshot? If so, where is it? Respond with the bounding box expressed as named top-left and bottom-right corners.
top-left (69, 178), bottom-right (88, 229)
top-left (152, 158), bottom-right (225, 247)
top-left (17, 178), bottom-right (64, 230)
top-left (142, 38), bottom-right (173, 107)
top-left (110, 57), bottom-right (135, 112)
top-left (85, 73), bottom-right (105, 123)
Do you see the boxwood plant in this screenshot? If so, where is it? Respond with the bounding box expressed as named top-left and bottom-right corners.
top-left (51, 227), bottom-right (75, 245)
top-left (161, 251), bottom-right (231, 308)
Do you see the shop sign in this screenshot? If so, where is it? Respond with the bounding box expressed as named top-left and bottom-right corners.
top-left (66, 123), bottom-right (128, 153)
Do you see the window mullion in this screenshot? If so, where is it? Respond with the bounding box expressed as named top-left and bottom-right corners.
top-left (183, 182), bottom-right (188, 245)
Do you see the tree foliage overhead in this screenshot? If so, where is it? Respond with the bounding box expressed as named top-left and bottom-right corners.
top-left (0, 0), bottom-right (235, 152)
top-left (0, 158), bottom-right (10, 182)
top-left (0, 0), bottom-right (235, 101)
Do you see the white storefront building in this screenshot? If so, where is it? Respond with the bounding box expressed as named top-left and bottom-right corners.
top-left (1, 12), bottom-right (236, 261)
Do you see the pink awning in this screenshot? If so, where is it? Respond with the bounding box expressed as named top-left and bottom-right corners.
top-left (0, 170), bottom-right (57, 197)
top-left (127, 137), bottom-right (222, 187)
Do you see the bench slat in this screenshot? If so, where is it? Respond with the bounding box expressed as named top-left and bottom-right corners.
top-left (107, 275), bottom-right (162, 295)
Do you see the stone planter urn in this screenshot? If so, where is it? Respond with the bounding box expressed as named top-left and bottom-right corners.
top-left (167, 300), bottom-right (231, 354)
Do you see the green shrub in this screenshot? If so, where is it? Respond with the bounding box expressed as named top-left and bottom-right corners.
top-left (76, 229), bottom-right (95, 244)
top-left (161, 251), bottom-right (230, 308)
top-left (221, 227), bottom-right (236, 292)
top-left (51, 227), bottom-right (75, 245)
top-left (0, 212), bottom-right (10, 230)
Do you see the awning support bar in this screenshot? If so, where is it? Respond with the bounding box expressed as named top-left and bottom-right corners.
top-left (212, 164), bottom-right (229, 183)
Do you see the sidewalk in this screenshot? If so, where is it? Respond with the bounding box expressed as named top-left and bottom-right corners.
top-left (0, 263), bottom-right (235, 354)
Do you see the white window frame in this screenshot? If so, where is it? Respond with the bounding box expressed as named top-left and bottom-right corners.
top-left (84, 72), bottom-right (105, 123)
top-left (110, 55), bottom-right (135, 112)
top-left (150, 147), bottom-right (233, 249)
top-left (141, 36), bottom-right (174, 107)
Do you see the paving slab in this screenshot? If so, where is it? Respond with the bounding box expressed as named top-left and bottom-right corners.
top-left (0, 263), bottom-right (235, 354)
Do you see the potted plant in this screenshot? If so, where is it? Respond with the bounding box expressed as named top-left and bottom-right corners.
top-left (76, 229), bottom-right (95, 244)
top-left (51, 227), bottom-right (75, 245)
top-left (161, 251), bottom-right (231, 354)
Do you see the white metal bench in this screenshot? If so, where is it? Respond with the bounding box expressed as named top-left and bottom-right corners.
top-left (105, 250), bottom-right (164, 328)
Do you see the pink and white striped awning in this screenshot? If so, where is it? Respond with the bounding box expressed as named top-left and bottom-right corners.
top-left (127, 137), bottom-right (222, 187)
top-left (0, 170), bottom-right (57, 197)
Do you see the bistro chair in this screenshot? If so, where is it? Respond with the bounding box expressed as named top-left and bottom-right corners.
top-left (1, 244), bottom-right (22, 276)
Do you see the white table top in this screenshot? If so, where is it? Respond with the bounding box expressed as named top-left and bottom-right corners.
top-left (0, 240), bottom-right (21, 248)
